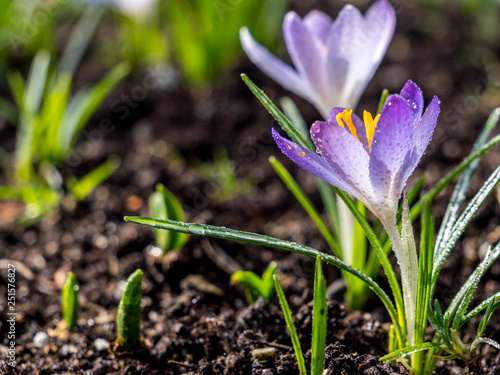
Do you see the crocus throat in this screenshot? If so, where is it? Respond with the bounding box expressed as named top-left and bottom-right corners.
top-left (335, 109), bottom-right (380, 151)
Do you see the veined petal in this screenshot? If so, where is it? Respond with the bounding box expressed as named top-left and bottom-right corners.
top-left (240, 28), bottom-right (312, 102)
top-left (399, 80), bottom-right (424, 120)
top-left (326, 0), bottom-right (396, 109)
top-left (303, 10), bottom-right (333, 44)
top-left (414, 95), bottom-right (440, 160)
top-left (283, 12), bottom-right (328, 100)
top-left (364, 0), bottom-right (397, 69)
top-left (272, 129), bottom-right (358, 196)
top-left (328, 108), bottom-right (369, 152)
top-left (326, 5), bottom-right (364, 58)
top-left (369, 95), bottom-right (415, 211)
top-left (310, 121), bottom-right (374, 203)
top-left (324, 5), bottom-right (364, 109)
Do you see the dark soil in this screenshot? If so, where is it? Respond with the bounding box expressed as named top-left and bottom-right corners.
top-left (2, 1), bottom-right (500, 374)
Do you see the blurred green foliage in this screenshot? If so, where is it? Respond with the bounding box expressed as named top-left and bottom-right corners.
top-left (164, 0), bottom-right (288, 86)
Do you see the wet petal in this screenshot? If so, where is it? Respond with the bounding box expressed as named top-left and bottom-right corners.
top-left (414, 95), bottom-right (440, 160)
top-left (369, 95), bottom-right (415, 208)
top-left (272, 129), bottom-right (358, 196)
top-left (310, 121), bottom-right (374, 201)
top-left (283, 12), bottom-right (328, 99)
top-left (399, 80), bottom-right (424, 120)
top-left (240, 28), bottom-right (313, 102)
top-left (303, 10), bottom-right (333, 44)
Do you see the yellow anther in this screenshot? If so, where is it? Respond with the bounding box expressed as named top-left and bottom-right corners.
top-left (300, 152), bottom-right (306, 157)
top-left (363, 111), bottom-right (380, 150)
top-left (335, 109), bottom-right (359, 142)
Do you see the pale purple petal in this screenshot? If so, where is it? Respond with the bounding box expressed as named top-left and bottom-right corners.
top-left (303, 10), bottom-right (333, 44)
top-left (327, 108), bottom-right (369, 152)
top-left (239, 28), bottom-right (313, 102)
top-left (399, 80), bottom-right (424, 120)
top-left (272, 129), bottom-right (358, 196)
top-left (326, 5), bottom-right (364, 62)
top-left (364, 0), bottom-right (397, 68)
top-left (310, 121), bottom-right (374, 201)
top-left (283, 12), bottom-right (328, 99)
top-left (369, 95), bottom-right (415, 208)
top-left (326, 0), bottom-right (396, 109)
top-left (414, 95), bottom-right (440, 160)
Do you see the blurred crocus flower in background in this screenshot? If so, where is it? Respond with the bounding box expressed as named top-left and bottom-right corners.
top-left (113, 0), bottom-right (156, 16)
top-left (240, 0), bottom-right (396, 118)
top-left (272, 80), bottom-right (440, 229)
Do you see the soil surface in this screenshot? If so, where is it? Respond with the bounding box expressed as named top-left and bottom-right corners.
top-left (2, 1), bottom-right (500, 374)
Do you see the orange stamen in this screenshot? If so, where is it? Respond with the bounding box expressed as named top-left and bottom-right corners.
top-left (363, 111), bottom-right (380, 150)
top-left (335, 109), bottom-right (359, 142)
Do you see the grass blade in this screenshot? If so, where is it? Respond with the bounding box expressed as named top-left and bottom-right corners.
top-left (280, 96), bottom-right (310, 143)
top-left (24, 50), bottom-right (51, 113)
top-left (311, 256), bottom-right (327, 375)
top-left (57, 5), bottom-right (106, 76)
top-left (269, 156), bottom-right (341, 257)
top-left (67, 156), bottom-right (120, 201)
top-left (124, 215), bottom-right (404, 346)
top-left (241, 74), bottom-right (314, 151)
top-left (450, 243), bottom-right (500, 329)
top-left (435, 108), bottom-right (499, 254)
top-left (273, 275), bottom-right (307, 375)
top-left (380, 342), bottom-right (446, 362)
top-left (58, 63), bottom-right (130, 158)
top-left (332, 188), bottom-right (405, 343)
top-left (412, 198), bottom-right (434, 373)
top-left (460, 292), bottom-right (500, 327)
top-left (432, 165), bottom-right (500, 288)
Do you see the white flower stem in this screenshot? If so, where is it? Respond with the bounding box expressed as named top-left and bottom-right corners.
top-left (383, 221), bottom-right (418, 347)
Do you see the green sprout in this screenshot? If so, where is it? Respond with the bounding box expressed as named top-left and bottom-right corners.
top-left (62, 272), bottom-right (79, 331)
top-left (116, 269), bottom-right (143, 349)
top-left (231, 261), bottom-right (278, 304)
top-left (0, 4), bottom-right (128, 225)
top-left (272, 256), bottom-right (327, 375)
top-left (148, 184), bottom-right (188, 254)
top-left (193, 147), bottom-right (255, 203)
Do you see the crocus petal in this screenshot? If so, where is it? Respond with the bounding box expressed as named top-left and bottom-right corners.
top-left (326, 0), bottom-right (396, 109)
top-left (369, 95), bottom-right (415, 210)
top-left (327, 108), bottom-right (370, 152)
top-left (311, 121), bottom-right (374, 202)
top-left (399, 80), bottom-right (424, 120)
top-left (303, 10), bottom-right (333, 44)
top-left (283, 12), bottom-right (328, 100)
top-left (272, 129), bottom-right (358, 196)
top-left (414, 95), bottom-right (440, 160)
top-left (364, 0), bottom-right (397, 70)
top-left (239, 28), bottom-right (313, 102)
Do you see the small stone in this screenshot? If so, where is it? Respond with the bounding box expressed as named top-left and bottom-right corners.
top-left (33, 332), bottom-right (49, 348)
top-left (94, 338), bottom-right (110, 352)
top-left (252, 347), bottom-right (276, 360)
top-left (59, 344), bottom-right (78, 357)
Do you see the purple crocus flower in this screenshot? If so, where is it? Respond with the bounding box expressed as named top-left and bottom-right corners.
top-left (240, 0), bottom-right (396, 118)
top-left (272, 80), bottom-right (440, 227)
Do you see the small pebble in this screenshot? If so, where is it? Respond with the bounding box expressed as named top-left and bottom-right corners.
top-left (59, 344), bottom-right (78, 357)
top-left (33, 332), bottom-right (49, 348)
top-left (252, 347), bottom-right (276, 360)
top-left (94, 338), bottom-right (110, 352)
